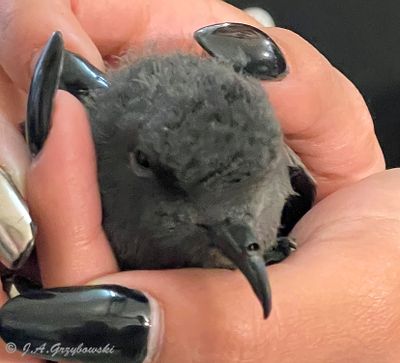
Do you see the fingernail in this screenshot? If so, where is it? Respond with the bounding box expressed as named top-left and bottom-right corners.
top-left (26, 31), bottom-right (64, 155)
top-left (194, 22), bottom-right (287, 80)
top-left (27, 32), bottom-right (110, 155)
top-left (60, 51), bottom-right (110, 99)
top-left (0, 285), bottom-right (163, 363)
top-left (0, 168), bottom-right (35, 270)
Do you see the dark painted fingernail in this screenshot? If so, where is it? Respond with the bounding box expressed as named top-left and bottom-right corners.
top-left (26, 32), bottom-right (110, 155)
top-left (60, 51), bottom-right (110, 99)
top-left (0, 285), bottom-right (163, 363)
top-left (26, 31), bottom-right (64, 155)
top-left (194, 22), bottom-right (287, 80)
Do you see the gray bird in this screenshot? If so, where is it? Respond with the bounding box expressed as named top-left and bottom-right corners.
top-left (24, 23), bottom-right (316, 318)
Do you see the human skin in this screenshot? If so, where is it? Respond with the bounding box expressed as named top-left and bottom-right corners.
top-left (0, 1), bottom-right (399, 362)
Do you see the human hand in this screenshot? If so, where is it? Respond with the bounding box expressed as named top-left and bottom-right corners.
top-left (0, 1), bottom-right (398, 363)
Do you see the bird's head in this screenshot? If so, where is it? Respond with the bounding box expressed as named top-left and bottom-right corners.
top-left (87, 53), bottom-right (287, 318)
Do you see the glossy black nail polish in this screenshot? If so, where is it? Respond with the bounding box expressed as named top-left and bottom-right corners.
top-left (26, 32), bottom-right (110, 155)
top-left (60, 51), bottom-right (110, 99)
top-left (194, 22), bottom-right (287, 80)
top-left (0, 285), bottom-right (161, 363)
top-left (26, 31), bottom-right (64, 154)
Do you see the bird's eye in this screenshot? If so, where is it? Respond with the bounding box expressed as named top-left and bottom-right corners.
top-left (129, 150), bottom-right (153, 178)
top-left (247, 243), bottom-right (260, 252)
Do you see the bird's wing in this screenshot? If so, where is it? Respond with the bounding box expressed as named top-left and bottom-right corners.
top-left (278, 144), bottom-right (316, 236)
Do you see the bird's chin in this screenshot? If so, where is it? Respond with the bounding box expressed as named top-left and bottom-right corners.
top-left (178, 228), bottom-right (237, 270)
top-left (112, 226), bottom-right (237, 271)
top-left (196, 247), bottom-right (236, 270)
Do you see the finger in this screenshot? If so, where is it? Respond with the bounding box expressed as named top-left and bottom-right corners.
top-left (0, 120), bottom-right (41, 362)
top-left (69, 0), bottom-right (260, 55)
top-left (0, 0), bottom-right (246, 94)
top-left (0, 99), bottom-right (30, 195)
top-left (0, 95), bottom-right (33, 270)
top-left (0, 62), bottom-right (30, 193)
top-left (1, 0), bottom-right (383, 199)
top-left (293, 168), bottom-right (400, 244)
top-left (0, 65), bottom-right (30, 194)
top-left (0, 67), bottom-right (25, 127)
top-left (0, 0), bottom-right (104, 91)
top-left (92, 169), bottom-right (400, 363)
top-left (0, 67), bottom-right (30, 194)
top-left (70, 0), bottom-right (384, 198)
top-left (26, 91), bottom-right (118, 287)
top-left (261, 28), bottom-right (385, 199)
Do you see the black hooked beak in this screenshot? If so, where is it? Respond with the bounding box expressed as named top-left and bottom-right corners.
top-left (204, 221), bottom-right (271, 319)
